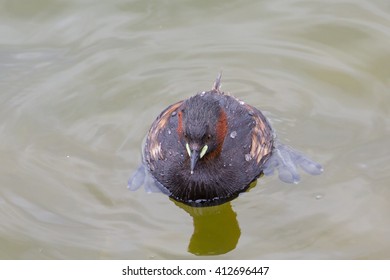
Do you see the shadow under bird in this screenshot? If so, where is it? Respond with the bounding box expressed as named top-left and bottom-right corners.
top-left (129, 73), bottom-right (323, 207)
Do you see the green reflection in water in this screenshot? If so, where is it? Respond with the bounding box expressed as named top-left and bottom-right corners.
top-left (174, 200), bottom-right (240, 256)
top-left (172, 181), bottom-right (258, 256)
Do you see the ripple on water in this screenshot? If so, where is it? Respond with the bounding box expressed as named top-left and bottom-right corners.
top-left (1, 0), bottom-right (390, 259)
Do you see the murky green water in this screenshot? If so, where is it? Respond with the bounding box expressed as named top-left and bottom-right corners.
top-left (1, 0), bottom-right (389, 259)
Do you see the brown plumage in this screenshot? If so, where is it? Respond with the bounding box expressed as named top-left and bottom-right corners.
top-left (143, 74), bottom-right (274, 206)
top-left (128, 74), bottom-right (323, 206)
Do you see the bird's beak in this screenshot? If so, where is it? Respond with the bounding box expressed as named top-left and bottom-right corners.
top-left (190, 149), bottom-right (200, 175)
top-left (186, 143), bottom-right (201, 174)
top-left (186, 143), bottom-right (208, 174)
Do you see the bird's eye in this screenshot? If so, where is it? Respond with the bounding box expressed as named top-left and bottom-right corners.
top-left (202, 134), bottom-right (211, 141)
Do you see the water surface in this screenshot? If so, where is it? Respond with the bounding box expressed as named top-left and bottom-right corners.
top-left (0, 0), bottom-right (389, 259)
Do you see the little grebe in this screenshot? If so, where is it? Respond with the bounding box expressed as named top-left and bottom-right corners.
top-left (129, 74), bottom-right (323, 207)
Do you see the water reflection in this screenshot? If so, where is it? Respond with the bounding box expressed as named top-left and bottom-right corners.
top-left (173, 200), bottom-right (240, 256)
top-left (129, 166), bottom-right (241, 255)
top-left (129, 169), bottom-right (259, 256)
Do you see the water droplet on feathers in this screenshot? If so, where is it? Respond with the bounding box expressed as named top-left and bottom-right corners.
top-left (230, 131), bottom-right (237, 138)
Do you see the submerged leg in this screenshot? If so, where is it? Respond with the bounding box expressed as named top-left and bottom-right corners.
top-left (127, 165), bottom-right (146, 191)
top-left (263, 141), bottom-right (323, 184)
top-left (128, 164), bottom-right (171, 195)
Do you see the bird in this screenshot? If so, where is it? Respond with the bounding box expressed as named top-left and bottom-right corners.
top-left (129, 73), bottom-right (323, 207)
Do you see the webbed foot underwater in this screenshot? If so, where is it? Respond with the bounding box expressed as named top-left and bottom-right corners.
top-left (129, 73), bottom-right (323, 207)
